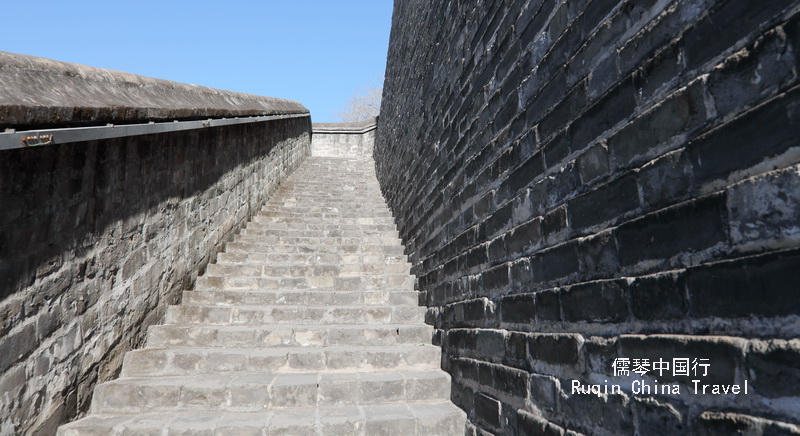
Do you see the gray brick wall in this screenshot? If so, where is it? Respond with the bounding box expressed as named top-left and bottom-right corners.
top-left (312, 119), bottom-right (378, 157)
top-left (0, 117), bottom-right (311, 434)
top-left (375, 0), bottom-right (800, 434)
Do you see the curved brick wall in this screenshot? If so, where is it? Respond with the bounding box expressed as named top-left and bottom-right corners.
top-left (375, 1), bottom-right (800, 434)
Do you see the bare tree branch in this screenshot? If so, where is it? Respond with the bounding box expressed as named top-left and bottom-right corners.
top-left (335, 85), bottom-right (382, 123)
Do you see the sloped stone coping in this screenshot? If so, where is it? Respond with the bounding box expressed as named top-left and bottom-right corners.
top-left (313, 117), bottom-right (378, 133)
top-left (0, 51), bottom-right (308, 129)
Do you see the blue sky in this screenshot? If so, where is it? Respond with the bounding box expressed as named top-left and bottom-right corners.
top-left (2, 1), bottom-right (394, 122)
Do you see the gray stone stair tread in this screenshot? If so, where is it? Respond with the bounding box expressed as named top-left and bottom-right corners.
top-left (59, 402), bottom-right (465, 435)
top-left (146, 324), bottom-right (433, 348)
top-left (121, 344), bottom-right (441, 376)
top-left (182, 289), bottom-right (419, 306)
top-left (164, 308), bottom-right (425, 326)
top-left (91, 371), bottom-right (453, 412)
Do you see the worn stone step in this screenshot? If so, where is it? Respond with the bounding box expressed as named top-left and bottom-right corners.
top-left (215, 252), bottom-right (408, 266)
top-left (224, 241), bottom-right (406, 256)
top-left (59, 402), bottom-right (466, 436)
top-left (205, 263), bottom-right (411, 278)
top-left (242, 225), bottom-right (399, 235)
top-left (91, 370), bottom-right (452, 413)
top-left (195, 274), bottom-right (414, 292)
top-left (120, 345), bottom-right (442, 377)
top-left (261, 202), bottom-right (390, 209)
top-left (248, 218), bottom-right (397, 229)
top-left (182, 288), bottom-right (420, 307)
top-left (233, 235), bottom-right (403, 247)
top-left (165, 304), bottom-right (427, 326)
top-left (263, 197), bottom-right (387, 204)
top-left (147, 324), bottom-right (434, 348)
top-left (250, 216), bottom-right (397, 227)
top-left (260, 209), bottom-right (395, 219)
top-left (239, 228), bottom-right (399, 239)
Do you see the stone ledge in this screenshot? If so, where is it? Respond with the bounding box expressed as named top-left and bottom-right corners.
top-left (0, 51), bottom-right (308, 129)
top-left (313, 117), bottom-right (378, 133)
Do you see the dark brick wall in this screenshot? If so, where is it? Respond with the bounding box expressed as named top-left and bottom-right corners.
top-left (375, 0), bottom-right (800, 434)
top-left (0, 116), bottom-right (311, 434)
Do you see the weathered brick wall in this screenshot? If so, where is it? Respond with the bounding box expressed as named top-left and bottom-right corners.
top-left (312, 118), bottom-right (377, 157)
top-left (0, 55), bottom-right (312, 433)
top-left (375, 1), bottom-right (800, 434)
top-left (0, 118), bottom-right (310, 434)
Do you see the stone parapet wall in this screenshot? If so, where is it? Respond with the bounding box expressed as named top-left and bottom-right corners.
top-left (0, 54), bottom-right (312, 434)
top-left (0, 51), bottom-right (307, 129)
top-left (375, 0), bottom-right (800, 434)
top-left (312, 118), bottom-right (377, 157)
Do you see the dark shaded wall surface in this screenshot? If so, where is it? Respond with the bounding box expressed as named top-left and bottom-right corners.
top-left (0, 118), bottom-right (311, 434)
top-left (0, 52), bottom-right (312, 433)
top-left (375, 0), bottom-right (800, 434)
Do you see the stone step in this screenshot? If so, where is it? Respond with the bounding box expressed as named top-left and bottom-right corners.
top-left (164, 304), bottom-right (427, 325)
top-left (215, 252), bottom-right (408, 266)
top-left (260, 209), bottom-right (395, 219)
top-left (260, 207), bottom-right (391, 214)
top-left (250, 216), bottom-right (397, 227)
top-left (120, 345), bottom-right (442, 377)
top-left (146, 324), bottom-right (434, 348)
top-left (240, 227), bottom-right (399, 239)
top-left (182, 288), bottom-right (420, 307)
top-left (232, 234), bottom-right (403, 246)
top-left (259, 201), bottom-right (392, 209)
top-left (90, 370), bottom-right (452, 413)
top-left (58, 402), bottom-right (466, 436)
top-left (205, 263), bottom-right (411, 278)
top-left (224, 241), bottom-right (406, 256)
top-left (195, 274), bottom-right (414, 292)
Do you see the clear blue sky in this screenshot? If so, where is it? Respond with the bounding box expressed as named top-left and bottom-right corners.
top-left (1, 1), bottom-right (394, 122)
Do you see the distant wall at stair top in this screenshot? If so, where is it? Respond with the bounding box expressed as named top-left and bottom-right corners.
top-left (312, 118), bottom-right (377, 158)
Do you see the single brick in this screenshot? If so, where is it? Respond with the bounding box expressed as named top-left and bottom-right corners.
top-left (528, 333), bottom-right (582, 364)
top-left (530, 241), bottom-right (580, 284)
top-left (535, 290), bottom-right (561, 322)
top-left (501, 294), bottom-right (535, 324)
top-left (506, 218), bottom-right (543, 256)
top-left (569, 77), bottom-right (636, 149)
top-left (686, 249), bottom-right (800, 318)
top-left (747, 339), bottom-right (800, 399)
top-left (727, 165), bottom-right (800, 247)
top-left (707, 27), bottom-right (796, 118)
top-left (683, 0), bottom-right (792, 70)
top-left (637, 150), bottom-right (693, 210)
top-left (615, 194), bottom-right (727, 266)
top-left (688, 87), bottom-right (800, 185)
top-left (568, 173), bottom-right (640, 230)
top-left (608, 80), bottom-right (706, 171)
top-left (576, 143), bottom-right (610, 185)
top-left (577, 231), bottom-right (619, 279)
top-left (630, 271), bottom-right (689, 320)
top-left (476, 393), bottom-right (502, 429)
top-left (561, 280), bottom-right (628, 323)
top-left (542, 206), bottom-right (568, 242)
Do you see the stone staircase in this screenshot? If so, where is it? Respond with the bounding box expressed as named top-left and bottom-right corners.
top-left (57, 156), bottom-right (465, 435)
